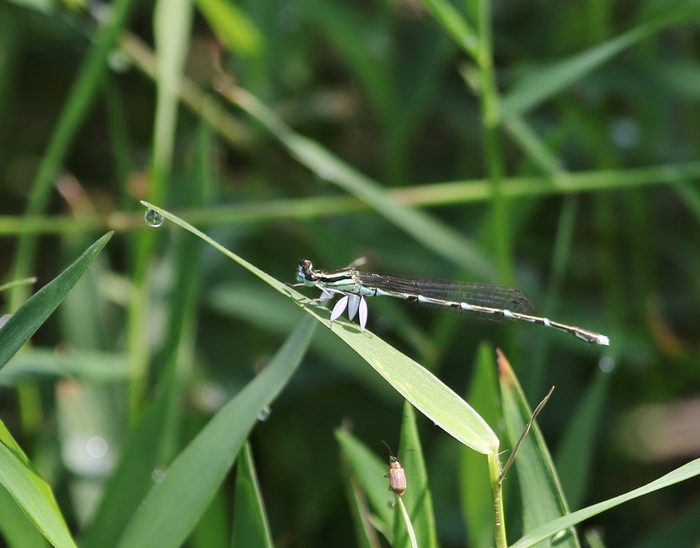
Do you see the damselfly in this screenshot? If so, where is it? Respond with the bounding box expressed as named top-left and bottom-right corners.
top-left (294, 259), bottom-right (609, 346)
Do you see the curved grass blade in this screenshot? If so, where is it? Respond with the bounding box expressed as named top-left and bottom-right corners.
top-left (142, 202), bottom-right (498, 456)
top-left (510, 458), bottom-right (700, 548)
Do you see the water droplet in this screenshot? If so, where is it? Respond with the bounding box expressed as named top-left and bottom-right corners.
top-left (86, 436), bottom-right (108, 458)
top-left (599, 356), bottom-right (616, 373)
top-left (257, 406), bottom-right (271, 422)
top-left (144, 208), bottom-right (164, 228)
top-left (610, 118), bottom-right (640, 149)
top-left (152, 467), bottom-right (166, 483)
top-left (0, 315), bottom-right (11, 330)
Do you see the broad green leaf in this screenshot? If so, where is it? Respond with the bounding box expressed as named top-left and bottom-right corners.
top-left (0, 421), bottom-right (75, 548)
top-left (230, 442), bottom-right (274, 548)
top-left (143, 202), bottom-right (498, 455)
top-left (115, 317), bottom-right (315, 547)
top-left (0, 233), bottom-right (113, 370)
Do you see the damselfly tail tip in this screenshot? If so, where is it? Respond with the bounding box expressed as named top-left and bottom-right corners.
top-left (597, 335), bottom-right (610, 346)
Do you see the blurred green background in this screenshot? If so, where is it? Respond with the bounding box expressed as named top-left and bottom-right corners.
top-left (1, 0), bottom-right (700, 546)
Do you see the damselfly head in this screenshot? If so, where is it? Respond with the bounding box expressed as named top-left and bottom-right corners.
top-left (297, 259), bottom-right (316, 283)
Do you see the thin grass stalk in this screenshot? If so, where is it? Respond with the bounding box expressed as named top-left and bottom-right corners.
top-left (488, 451), bottom-right (507, 548)
top-left (476, 0), bottom-right (513, 287)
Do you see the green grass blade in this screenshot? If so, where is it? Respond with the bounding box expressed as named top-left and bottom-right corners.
top-left (0, 483), bottom-right (48, 547)
top-left (336, 429), bottom-right (395, 529)
top-left (230, 441), bottom-right (274, 548)
top-left (79, 369), bottom-right (178, 548)
top-left (115, 316), bottom-right (315, 548)
top-left (396, 497), bottom-right (418, 548)
top-left (394, 402), bottom-right (437, 548)
top-left (460, 343), bottom-right (500, 548)
top-left (340, 455), bottom-right (382, 548)
top-left (0, 278), bottom-right (36, 293)
top-left (142, 202), bottom-right (498, 455)
top-left (0, 233), bottom-right (113, 370)
top-left (0, 421), bottom-right (75, 548)
top-left (501, 3), bottom-right (700, 120)
top-left (419, 0), bottom-right (478, 58)
top-left (0, 349), bottom-right (131, 385)
top-left (499, 350), bottom-right (579, 547)
top-left (510, 458), bottom-right (700, 548)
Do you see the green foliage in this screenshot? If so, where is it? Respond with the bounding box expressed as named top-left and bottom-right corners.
top-left (2, 0), bottom-right (700, 546)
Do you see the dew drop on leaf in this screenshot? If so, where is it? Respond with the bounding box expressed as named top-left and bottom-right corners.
top-left (144, 208), bottom-right (164, 228)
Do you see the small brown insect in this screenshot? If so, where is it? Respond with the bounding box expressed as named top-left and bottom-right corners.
top-left (385, 455), bottom-right (407, 496)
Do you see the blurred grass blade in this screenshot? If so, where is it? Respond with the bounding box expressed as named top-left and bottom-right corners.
top-left (0, 278), bottom-right (36, 293)
top-left (510, 458), bottom-right (700, 548)
top-left (215, 83), bottom-right (496, 281)
top-left (116, 316), bottom-right (315, 547)
top-left (153, 0), bottom-right (192, 182)
top-left (0, 421), bottom-right (75, 548)
top-left (394, 401), bottom-right (437, 548)
top-left (420, 0), bottom-right (478, 59)
top-left (0, 233), bottom-right (113, 370)
top-left (340, 458), bottom-right (381, 548)
top-left (501, 3), bottom-right (700, 120)
top-left (196, 0), bottom-right (263, 57)
top-left (143, 202), bottom-right (498, 455)
top-left (460, 343), bottom-right (500, 548)
top-left (0, 349), bottom-right (131, 385)
top-left (302, 0), bottom-right (391, 118)
top-left (336, 429), bottom-right (395, 529)
top-left (230, 442), bottom-right (274, 548)
top-left (498, 350), bottom-right (579, 547)
top-left (9, 0), bottom-right (134, 311)
top-left (555, 370), bottom-right (612, 508)
top-left (80, 367), bottom-right (178, 548)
